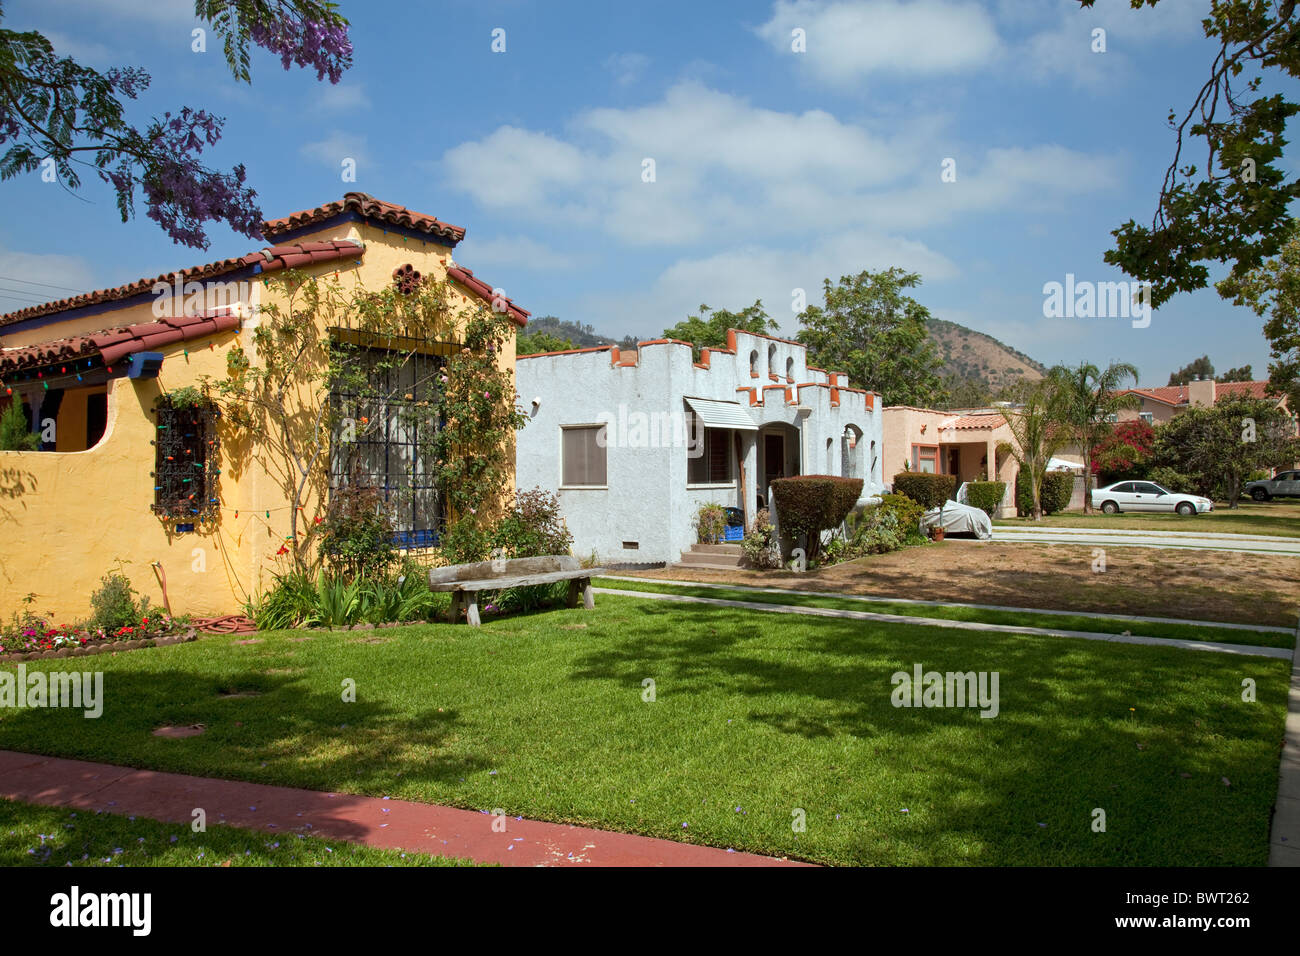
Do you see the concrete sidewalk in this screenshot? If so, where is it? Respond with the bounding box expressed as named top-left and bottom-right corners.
top-left (991, 525), bottom-right (1300, 556)
top-left (1269, 639), bottom-right (1300, 867)
top-left (0, 751), bottom-right (808, 867)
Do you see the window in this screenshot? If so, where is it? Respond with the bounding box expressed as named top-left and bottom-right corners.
top-left (330, 335), bottom-right (446, 548)
top-left (749, 350), bottom-right (759, 376)
top-left (912, 444), bottom-right (938, 474)
top-left (785, 357), bottom-right (795, 382)
top-left (152, 397), bottom-right (220, 522)
top-left (767, 343), bottom-right (777, 378)
top-left (562, 425), bottom-right (607, 487)
top-left (1112, 482), bottom-right (1135, 493)
top-left (1139, 411), bottom-right (1154, 425)
top-left (688, 425), bottom-right (733, 484)
top-left (1135, 482), bottom-right (1164, 495)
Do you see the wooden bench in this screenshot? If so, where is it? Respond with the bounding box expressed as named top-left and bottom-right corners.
top-left (426, 555), bottom-right (606, 626)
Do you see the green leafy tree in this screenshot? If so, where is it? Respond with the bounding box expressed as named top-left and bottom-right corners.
top-left (1218, 364), bottom-right (1254, 382)
top-left (0, 398), bottom-right (37, 450)
top-left (0, 1), bottom-right (351, 248)
top-left (663, 301), bottom-right (776, 359)
top-left (1050, 361), bottom-right (1140, 513)
top-left (516, 330), bottom-right (574, 355)
top-left (1216, 217), bottom-right (1300, 410)
top-left (1153, 395), bottom-right (1300, 507)
top-left (1168, 355), bottom-right (1216, 386)
top-left (997, 378), bottom-right (1070, 521)
top-left (939, 375), bottom-right (993, 409)
top-left (796, 268), bottom-right (947, 407)
top-left (1078, 0), bottom-right (1300, 308)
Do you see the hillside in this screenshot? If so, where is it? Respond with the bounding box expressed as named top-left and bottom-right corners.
top-left (926, 318), bottom-right (1046, 392)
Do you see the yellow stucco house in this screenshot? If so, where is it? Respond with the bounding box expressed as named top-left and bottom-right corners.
top-left (0, 192), bottom-right (527, 620)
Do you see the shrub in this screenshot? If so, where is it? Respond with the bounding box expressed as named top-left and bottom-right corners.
top-left (318, 482), bottom-right (397, 580)
top-left (440, 515), bottom-right (493, 564)
top-left (90, 572), bottom-right (147, 632)
top-left (1018, 471), bottom-right (1074, 516)
top-left (769, 475), bottom-right (864, 560)
top-left (741, 508), bottom-right (781, 569)
top-left (848, 506), bottom-right (904, 555)
top-left (1146, 466), bottom-right (1197, 495)
top-left (0, 400), bottom-right (38, 451)
top-left (892, 472), bottom-right (956, 510)
top-left (1040, 472), bottom-right (1074, 514)
top-left (494, 488), bottom-right (574, 559)
top-left (695, 503), bottom-right (727, 544)
top-left (877, 493), bottom-right (925, 539)
top-left (965, 481), bottom-right (1007, 518)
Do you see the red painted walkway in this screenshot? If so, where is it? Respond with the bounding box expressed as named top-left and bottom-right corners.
top-left (0, 751), bottom-right (808, 867)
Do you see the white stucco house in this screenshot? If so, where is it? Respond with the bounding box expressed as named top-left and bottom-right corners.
top-left (515, 328), bottom-right (884, 565)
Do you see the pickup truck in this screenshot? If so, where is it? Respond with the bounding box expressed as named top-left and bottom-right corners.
top-left (1245, 470), bottom-right (1300, 501)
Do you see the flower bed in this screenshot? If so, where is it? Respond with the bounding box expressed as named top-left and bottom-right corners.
top-left (0, 615), bottom-right (197, 662)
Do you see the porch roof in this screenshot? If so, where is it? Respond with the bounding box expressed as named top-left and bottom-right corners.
top-left (685, 396), bottom-right (758, 431)
top-left (0, 313), bottom-right (241, 382)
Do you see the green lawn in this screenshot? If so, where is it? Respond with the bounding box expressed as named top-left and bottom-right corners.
top-left (0, 596), bottom-right (1288, 865)
top-left (0, 798), bottom-right (480, 866)
top-left (593, 578), bottom-right (1294, 649)
top-left (994, 499), bottom-right (1300, 538)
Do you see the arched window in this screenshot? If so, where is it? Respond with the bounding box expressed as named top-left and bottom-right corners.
top-left (767, 343), bottom-right (777, 378)
top-left (825, 437), bottom-right (833, 473)
top-left (786, 356), bottom-right (794, 382)
top-left (749, 349), bottom-right (759, 376)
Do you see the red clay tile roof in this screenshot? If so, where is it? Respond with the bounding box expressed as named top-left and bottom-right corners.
top-left (446, 266), bottom-right (529, 326)
top-left (0, 240), bottom-right (364, 329)
top-left (0, 313), bottom-right (240, 377)
top-left (944, 413), bottom-right (1005, 430)
top-left (1121, 381), bottom-right (1277, 405)
top-left (262, 192), bottom-right (466, 243)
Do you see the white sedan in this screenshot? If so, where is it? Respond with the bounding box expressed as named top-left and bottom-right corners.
top-left (1090, 480), bottom-right (1213, 515)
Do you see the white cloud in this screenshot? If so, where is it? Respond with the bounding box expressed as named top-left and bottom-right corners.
top-left (311, 84), bottom-right (372, 113)
top-left (603, 52), bottom-right (651, 87)
top-left (577, 230), bottom-right (958, 338)
top-left (41, 0), bottom-right (198, 27)
top-left (299, 131), bottom-right (370, 171)
top-left (454, 236), bottom-right (583, 273)
top-left (755, 0), bottom-right (1003, 85)
top-left (442, 82), bottom-right (1116, 247)
top-left (1017, 0), bottom-right (1207, 88)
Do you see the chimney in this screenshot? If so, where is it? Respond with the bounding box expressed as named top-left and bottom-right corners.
top-left (1188, 375), bottom-right (1215, 406)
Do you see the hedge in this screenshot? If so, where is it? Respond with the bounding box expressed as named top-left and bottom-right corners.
top-left (964, 481), bottom-right (1007, 518)
top-left (892, 472), bottom-right (957, 510)
top-left (770, 474), bottom-right (864, 560)
top-left (1016, 470), bottom-right (1074, 516)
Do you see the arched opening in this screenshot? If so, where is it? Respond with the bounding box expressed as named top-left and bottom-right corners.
top-left (841, 424), bottom-right (863, 479)
top-left (825, 436), bottom-right (833, 473)
top-left (786, 356), bottom-right (795, 382)
top-left (767, 343), bottom-right (777, 378)
top-left (749, 349), bottom-right (759, 376)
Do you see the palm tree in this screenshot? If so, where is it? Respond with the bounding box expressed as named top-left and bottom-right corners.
top-left (1049, 361), bottom-right (1140, 513)
top-left (997, 378), bottom-right (1070, 520)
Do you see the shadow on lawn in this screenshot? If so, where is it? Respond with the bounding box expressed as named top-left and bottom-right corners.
top-left (570, 600), bottom-right (1285, 864)
top-left (0, 664), bottom-right (487, 801)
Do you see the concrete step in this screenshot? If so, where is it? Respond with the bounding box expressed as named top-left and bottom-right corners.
top-left (691, 543), bottom-right (743, 556)
top-left (679, 549), bottom-right (743, 568)
top-left (669, 562), bottom-right (746, 572)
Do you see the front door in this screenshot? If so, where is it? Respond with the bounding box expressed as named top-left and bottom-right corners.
top-left (763, 432), bottom-right (785, 486)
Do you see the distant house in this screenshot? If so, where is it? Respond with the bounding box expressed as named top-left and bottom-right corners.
top-left (1115, 377), bottom-right (1292, 426)
top-left (881, 405), bottom-right (1019, 516)
top-left (515, 329), bottom-right (883, 565)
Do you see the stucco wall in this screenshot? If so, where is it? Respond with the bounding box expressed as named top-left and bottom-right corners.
top-left (516, 331), bottom-right (882, 565)
top-left (0, 218), bottom-right (517, 620)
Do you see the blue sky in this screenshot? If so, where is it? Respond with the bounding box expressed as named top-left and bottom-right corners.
top-left (2, 0), bottom-right (1295, 386)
